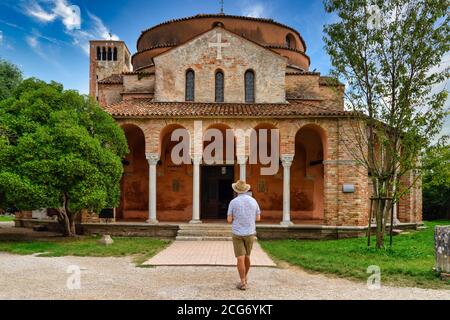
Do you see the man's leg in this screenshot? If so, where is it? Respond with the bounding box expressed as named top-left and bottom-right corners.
top-left (243, 236), bottom-right (255, 285)
top-left (236, 256), bottom-right (247, 286)
top-left (244, 256), bottom-right (251, 284)
top-left (233, 236), bottom-right (247, 288)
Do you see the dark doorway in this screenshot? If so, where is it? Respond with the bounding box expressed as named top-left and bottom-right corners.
top-left (201, 166), bottom-right (235, 220)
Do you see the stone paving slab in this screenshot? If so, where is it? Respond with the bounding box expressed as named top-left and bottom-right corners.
top-left (143, 241), bottom-right (276, 267)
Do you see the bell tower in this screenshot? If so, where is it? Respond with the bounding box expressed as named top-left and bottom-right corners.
top-left (89, 40), bottom-right (132, 100)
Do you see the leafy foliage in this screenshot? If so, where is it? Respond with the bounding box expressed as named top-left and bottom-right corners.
top-left (0, 78), bottom-right (128, 235)
top-left (0, 59), bottom-right (22, 101)
top-left (423, 140), bottom-right (450, 219)
top-left (323, 0), bottom-right (449, 247)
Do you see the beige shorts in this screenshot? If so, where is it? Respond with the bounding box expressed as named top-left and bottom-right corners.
top-left (232, 234), bottom-right (256, 258)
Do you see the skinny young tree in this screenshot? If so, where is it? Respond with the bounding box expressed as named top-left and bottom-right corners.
top-left (323, 0), bottom-right (449, 247)
top-left (0, 79), bottom-right (128, 236)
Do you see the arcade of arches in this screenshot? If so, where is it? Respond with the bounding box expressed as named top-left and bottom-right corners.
top-left (115, 118), bottom-right (420, 226)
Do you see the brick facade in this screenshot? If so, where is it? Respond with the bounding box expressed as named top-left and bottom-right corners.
top-left (89, 14), bottom-right (421, 227)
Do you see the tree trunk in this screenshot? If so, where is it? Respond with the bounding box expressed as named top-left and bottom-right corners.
top-left (57, 193), bottom-right (76, 237)
top-left (374, 199), bottom-right (385, 248)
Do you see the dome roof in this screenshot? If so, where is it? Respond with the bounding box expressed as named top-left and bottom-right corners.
top-left (133, 14), bottom-right (310, 72)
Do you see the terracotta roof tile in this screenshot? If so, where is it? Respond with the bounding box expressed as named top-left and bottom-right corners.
top-left (138, 14), bottom-right (307, 51)
top-left (104, 99), bottom-right (351, 118)
top-left (98, 74), bottom-right (123, 84)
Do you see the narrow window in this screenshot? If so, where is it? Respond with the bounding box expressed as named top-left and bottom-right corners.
top-left (113, 47), bottom-right (118, 61)
top-left (215, 71), bottom-right (224, 102)
top-left (185, 70), bottom-right (195, 102)
top-left (96, 47), bottom-right (101, 60)
top-left (245, 70), bottom-right (255, 103)
top-left (285, 34), bottom-right (296, 49)
top-left (107, 47), bottom-right (112, 61)
top-left (102, 47), bottom-right (107, 61)
top-left (285, 36), bottom-right (291, 48)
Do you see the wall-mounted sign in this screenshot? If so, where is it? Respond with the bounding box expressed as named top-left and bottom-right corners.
top-left (343, 184), bottom-right (355, 193)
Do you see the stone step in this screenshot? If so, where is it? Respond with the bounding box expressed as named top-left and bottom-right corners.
top-left (391, 229), bottom-right (404, 235)
top-left (179, 225), bottom-right (231, 230)
top-left (176, 236), bottom-right (233, 241)
top-left (177, 231), bottom-right (233, 237)
top-left (178, 227), bottom-right (232, 232)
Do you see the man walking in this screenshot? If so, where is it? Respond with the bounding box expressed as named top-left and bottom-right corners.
top-left (227, 180), bottom-right (261, 290)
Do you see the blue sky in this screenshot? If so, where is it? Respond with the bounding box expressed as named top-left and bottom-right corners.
top-left (0, 0), bottom-right (335, 94)
top-left (0, 0), bottom-right (448, 137)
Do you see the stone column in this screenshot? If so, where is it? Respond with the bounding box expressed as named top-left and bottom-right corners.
top-left (190, 154), bottom-right (202, 224)
top-left (237, 155), bottom-right (248, 182)
top-left (281, 155), bottom-right (294, 226)
top-left (146, 153), bottom-right (160, 224)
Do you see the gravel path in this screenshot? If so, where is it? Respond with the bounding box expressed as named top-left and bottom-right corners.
top-left (0, 253), bottom-right (448, 300)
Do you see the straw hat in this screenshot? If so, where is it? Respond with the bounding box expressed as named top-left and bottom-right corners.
top-left (232, 180), bottom-right (251, 194)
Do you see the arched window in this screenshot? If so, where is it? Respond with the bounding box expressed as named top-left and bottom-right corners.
top-left (96, 47), bottom-right (101, 60)
top-left (245, 70), bottom-right (255, 103)
top-left (107, 47), bottom-right (112, 61)
top-left (215, 70), bottom-right (224, 103)
top-left (285, 34), bottom-right (296, 49)
top-left (113, 47), bottom-right (118, 61)
top-left (102, 47), bottom-right (107, 61)
top-left (185, 70), bottom-right (195, 102)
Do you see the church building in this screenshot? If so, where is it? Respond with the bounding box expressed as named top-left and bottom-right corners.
top-left (89, 14), bottom-right (422, 227)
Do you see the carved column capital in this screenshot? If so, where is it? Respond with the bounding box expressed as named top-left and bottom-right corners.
top-left (237, 155), bottom-right (248, 165)
top-left (281, 154), bottom-right (294, 167)
top-left (146, 153), bottom-right (160, 166)
top-left (191, 154), bottom-right (203, 165)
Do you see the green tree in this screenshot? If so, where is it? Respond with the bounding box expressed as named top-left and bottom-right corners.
top-left (323, 0), bottom-right (449, 247)
top-left (0, 59), bottom-right (23, 101)
top-left (0, 79), bottom-right (128, 236)
top-left (422, 140), bottom-right (450, 220)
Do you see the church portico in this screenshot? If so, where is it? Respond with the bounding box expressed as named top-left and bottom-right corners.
top-left (114, 115), bottom-right (356, 226)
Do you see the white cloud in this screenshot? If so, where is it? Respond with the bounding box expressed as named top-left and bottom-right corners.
top-left (22, 1), bottom-right (118, 56)
top-left (242, 3), bottom-right (267, 18)
top-left (88, 12), bottom-right (118, 41)
top-left (67, 11), bottom-right (119, 55)
top-left (25, 1), bottom-right (57, 22)
top-left (52, 0), bottom-right (81, 30)
top-left (0, 31), bottom-right (3, 44)
top-left (24, 0), bottom-right (80, 30)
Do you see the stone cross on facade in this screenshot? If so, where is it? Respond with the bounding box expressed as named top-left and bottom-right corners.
top-left (209, 33), bottom-right (230, 60)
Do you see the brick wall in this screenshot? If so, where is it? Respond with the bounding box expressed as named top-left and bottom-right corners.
top-left (98, 83), bottom-right (122, 106)
top-left (153, 27), bottom-right (287, 104)
top-left (89, 40), bottom-right (132, 98)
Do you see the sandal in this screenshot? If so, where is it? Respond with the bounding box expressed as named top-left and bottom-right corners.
top-left (236, 283), bottom-right (247, 291)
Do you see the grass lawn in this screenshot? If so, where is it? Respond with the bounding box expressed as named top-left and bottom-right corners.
top-left (0, 216), bottom-right (15, 222)
top-left (0, 236), bottom-right (170, 266)
top-left (260, 220), bottom-right (450, 289)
